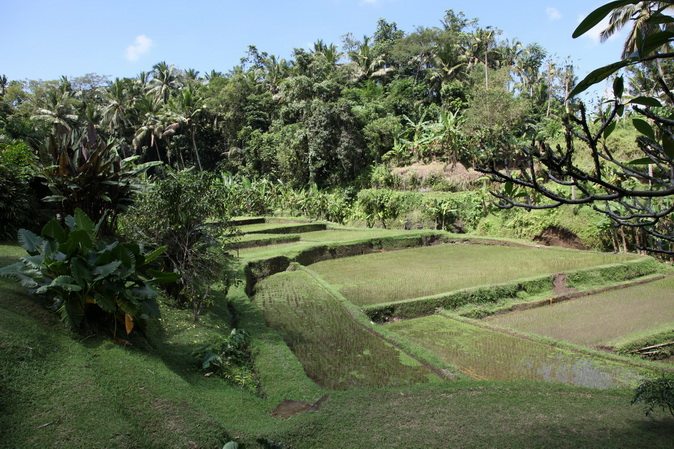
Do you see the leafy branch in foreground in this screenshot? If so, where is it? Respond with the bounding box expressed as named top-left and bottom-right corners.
top-left (478, 1), bottom-right (674, 255)
top-left (0, 209), bottom-right (177, 335)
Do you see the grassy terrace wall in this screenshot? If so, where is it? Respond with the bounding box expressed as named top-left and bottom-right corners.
top-left (230, 217), bottom-right (266, 226)
top-left (227, 234), bottom-right (301, 250)
top-left (245, 223), bottom-right (328, 234)
top-left (363, 258), bottom-right (662, 323)
top-left (616, 329), bottom-right (674, 360)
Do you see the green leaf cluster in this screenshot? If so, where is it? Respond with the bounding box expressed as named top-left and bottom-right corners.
top-left (0, 209), bottom-right (175, 333)
top-left (632, 373), bottom-right (674, 417)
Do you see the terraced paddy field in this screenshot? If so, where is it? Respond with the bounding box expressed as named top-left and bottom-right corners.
top-left (387, 314), bottom-right (644, 388)
top-left (487, 276), bottom-right (674, 347)
top-left (310, 244), bottom-right (638, 305)
top-left (3, 235), bottom-right (674, 448)
top-left (255, 269), bottom-right (437, 389)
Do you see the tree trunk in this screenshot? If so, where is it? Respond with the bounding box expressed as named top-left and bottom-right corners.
top-left (484, 47), bottom-right (489, 89)
top-left (620, 226), bottom-right (628, 253)
top-left (192, 127), bottom-right (203, 170)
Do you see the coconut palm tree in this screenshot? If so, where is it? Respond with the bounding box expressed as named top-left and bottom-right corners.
top-left (204, 70), bottom-right (224, 81)
top-left (347, 36), bottom-right (386, 80)
top-left (0, 74), bottom-right (8, 97)
top-left (148, 61), bottom-right (181, 104)
top-left (312, 40), bottom-right (340, 65)
top-left (600, 1), bottom-right (672, 57)
top-left (102, 78), bottom-right (134, 137)
top-left (31, 85), bottom-right (79, 139)
top-left (132, 95), bottom-right (169, 163)
top-left (167, 85), bottom-right (205, 170)
top-left (184, 68), bottom-right (200, 83)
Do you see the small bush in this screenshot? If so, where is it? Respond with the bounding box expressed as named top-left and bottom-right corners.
top-left (357, 189), bottom-right (421, 228)
top-left (423, 198), bottom-right (457, 231)
top-left (632, 374), bottom-right (674, 417)
top-left (369, 164), bottom-right (401, 189)
top-left (0, 209), bottom-right (173, 334)
top-left (195, 329), bottom-right (257, 390)
top-left (215, 173), bottom-right (275, 216)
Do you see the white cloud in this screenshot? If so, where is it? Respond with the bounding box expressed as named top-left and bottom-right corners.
top-left (360, 0), bottom-right (380, 5)
top-left (546, 7), bottom-right (562, 21)
top-left (125, 35), bottom-right (153, 62)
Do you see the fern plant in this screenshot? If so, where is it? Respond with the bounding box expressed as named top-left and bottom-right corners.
top-left (0, 209), bottom-right (177, 334)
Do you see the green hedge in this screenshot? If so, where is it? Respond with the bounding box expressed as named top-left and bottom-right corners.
top-left (566, 258), bottom-right (663, 288)
top-left (364, 276), bottom-right (553, 322)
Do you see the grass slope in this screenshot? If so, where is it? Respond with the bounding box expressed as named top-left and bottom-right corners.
top-left (255, 269), bottom-right (436, 389)
top-left (311, 243), bottom-right (637, 305)
top-left (488, 276), bottom-right (674, 347)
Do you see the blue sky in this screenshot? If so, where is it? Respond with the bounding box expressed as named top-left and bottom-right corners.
top-left (2, 0), bottom-right (625, 93)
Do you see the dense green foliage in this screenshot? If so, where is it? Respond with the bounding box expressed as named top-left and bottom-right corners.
top-left (482, 1), bottom-right (674, 255)
top-left (122, 170), bottom-right (237, 320)
top-left (0, 210), bottom-right (171, 333)
top-left (0, 10), bottom-right (575, 189)
top-left (0, 141), bottom-right (36, 239)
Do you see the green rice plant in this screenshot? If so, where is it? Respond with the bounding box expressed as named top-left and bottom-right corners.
top-left (488, 276), bottom-right (674, 347)
top-left (255, 270), bottom-right (433, 389)
top-left (387, 314), bottom-right (643, 388)
top-left (311, 244), bottom-right (638, 305)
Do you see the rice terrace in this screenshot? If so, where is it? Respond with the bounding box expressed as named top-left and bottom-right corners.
top-left (2, 1), bottom-right (674, 448)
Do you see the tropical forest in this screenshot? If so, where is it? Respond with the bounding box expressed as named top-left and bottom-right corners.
top-left (1, 1), bottom-right (674, 448)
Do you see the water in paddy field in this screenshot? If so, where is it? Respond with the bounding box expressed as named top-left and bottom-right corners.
top-left (387, 315), bottom-right (645, 389)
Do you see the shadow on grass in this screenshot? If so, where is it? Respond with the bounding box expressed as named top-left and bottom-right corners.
top-left (0, 271), bottom-right (238, 387)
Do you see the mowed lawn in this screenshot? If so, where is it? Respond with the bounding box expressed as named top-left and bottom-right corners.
top-left (488, 276), bottom-right (674, 347)
top-left (387, 314), bottom-right (644, 388)
top-left (255, 270), bottom-right (435, 389)
top-left (310, 244), bottom-right (636, 305)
